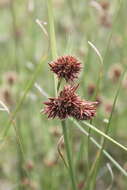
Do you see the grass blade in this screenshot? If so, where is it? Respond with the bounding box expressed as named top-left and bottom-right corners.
top-left (70, 118), bottom-right (127, 177)
top-left (2, 55), bottom-right (47, 138)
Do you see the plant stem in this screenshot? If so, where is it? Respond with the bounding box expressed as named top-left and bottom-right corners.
top-left (57, 78), bottom-right (62, 93)
top-left (71, 119), bottom-right (127, 177)
top-left (61, 120), bottom-right (77, 190)
top-left (47, 0), bottom-right (77, 189)
top-left (82, 120), bottom-right (127, 151)
top-left (84, 68), bottom-right (127, 190)
top-left (86, 123), bottom-right (91, 174)
top-left (9, 1), bottom-right (19, 71)
top-left (47, 0), bottom-right (57, 96)
top-left (3, 56), bottom-right (47, 138)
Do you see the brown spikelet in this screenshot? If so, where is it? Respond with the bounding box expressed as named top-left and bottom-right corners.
top-left (108, 64), bottom-right (123, 82)
top-left (71, 100), bottom-right (98, 120)
top-left (49, 55), bottom-right (82, 82)
top-left (4, 71), bottom-right (18, 86)
top-left (100, 1), bottom-right (110, 10)
top-left (0, 0), bottom-right (11, 8)
top-left (0, 88), bottom-right (13, 105)
top-left (87, 83), bottom-right (96, 96)
top-left (25, 160), bottom-right (34, 171)
top-left (43, 85), bottom-right (80, 119)
top-left (100, 13), bottom-right (112, 28)
top-left (43, 85), bottom-right (98, 120)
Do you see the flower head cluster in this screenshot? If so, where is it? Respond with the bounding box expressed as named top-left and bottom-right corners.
top-left (49, 55), bottom-right (81, 82)
top-left (43, 55), bottom-right (98, 121)
top-left (44, 85), bottom-right (98, 120)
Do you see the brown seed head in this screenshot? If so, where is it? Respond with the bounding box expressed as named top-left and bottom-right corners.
top-left (21, 178), bottom-right (30, 186)
top-left (105, 103), bottom-right (112, 114)
top-left (0, 88), bottom-right (13, 105)
top-left (122, 77), bottom-right (127, 88)
top-left (78, 180), bottom-right (85, 189)
top-left (15, 28), bottom-right (22, 41)
top-left (49, 55), bottom-right (82, 82)
top-left (43, 159), bottom-right (57, 167)
top-left (50, 127), bottom-right (61, 137)
top-left (100, 13), bottom-right (112, 28)
top-left (71, 100), bottom-right (98, 120)
top-left (100, 1), bottom-right (110, 10)
top-left (25, 160), bottom-right (34, 171)
top-left (43, 85), bottom-right (98, 120)
top-left (87, 83), bottom-right (96, 96)
top-left (4, 71), bottom-right (17, 86)
top-left (77, 161), bottom-right (85, 173)
top-left (108, 64), bottom-right (123, 82)
top-left (0, 0), bottom-right (11, 8)
top-left (43, 85), bottom-right (80, 119)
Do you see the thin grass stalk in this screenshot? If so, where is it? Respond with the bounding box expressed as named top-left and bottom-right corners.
top-left (9, 2), bottom-right (32, 184)
top-left (85, 70), bottom-right (102, 188)
top-left (12, 119), bottom-right (33, 189)
top-left (58, 84), bottom-right (77, 189)
top-left (47, 0), bottom-right (57, 96)
top-left (88, 4), bottom-right (123, 165)
top-left (82, 120), bottom-right (127, 156)
top-left (87, 134), bottom-right (90, 175)
top-left (103, 0), bottom-right (123, 64)
top-left (75, 137), bottom-right (85, 166)
top-left (86, 120), bottom-right (92, 175)
top-left (84, 2), bottom-right (123, 188)
top-left (5, 3), bottom-right (33, 184)
top-left (82, 120), bottom-right (127, 151)
top-left (15, 119), bottom-right (27, 190)
top-left (70, 118), bottom-right (127, 152)
top-left (62, 120), bottom-right (77, 190)
top-left (29, 111), bottom-right (38, 161)
top-left (71, 119), bottom-right (127, 177)
top-left (84, 68), bottom-right (127, 190)
top-left (86, 41), bottom-right (103, 176)
top-left (56, 70), bottom-right (77, 190)
top-left (9, 1), bottom-right (19, 71)
top-left (66, 0), bottom-right (75, 19)
top-left (2, 55), bottom-right (47, 138)
top-left (47, 0), bottom-right (77, 188)
top-left (86, 70), bottom-right (101, 173)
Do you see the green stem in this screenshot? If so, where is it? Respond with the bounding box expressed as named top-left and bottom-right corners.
top-left (71, 119), bottom-right (127, 177)
top-left (9, 1), bottom-right (19, 71)
top-left (47, 0), bottom-right (77, 189)
top-left (2, 56), bottom-right (47, 138)
top-left (103, 0), bottom-right (123, 64)
top-left (47, 0), bottom-right (57, 96)
top-left (86, 67), bottom-right (102, 176)
top-left (61, 120), bottom-right (77, 190)
top-left (66, 0), bottom-right (75, 19)
top-left (57, 79), bottom-right (62, 93)
top-left (86, 123), bottom-right (91, 174)
top-left (82, 120), bottom-right (127, 152)
top-left (84, 68), bottom-right (127, 190)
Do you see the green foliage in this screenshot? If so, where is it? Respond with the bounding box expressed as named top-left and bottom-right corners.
top-left (0, 0), bottom-right (127, 189)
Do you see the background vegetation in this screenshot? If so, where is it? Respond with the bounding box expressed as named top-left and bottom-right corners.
top-left (0, 0), bottom-right (127, 189)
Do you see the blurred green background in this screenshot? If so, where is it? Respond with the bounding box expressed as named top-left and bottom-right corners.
top-left (0, 0), bottom-right (127, 189)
